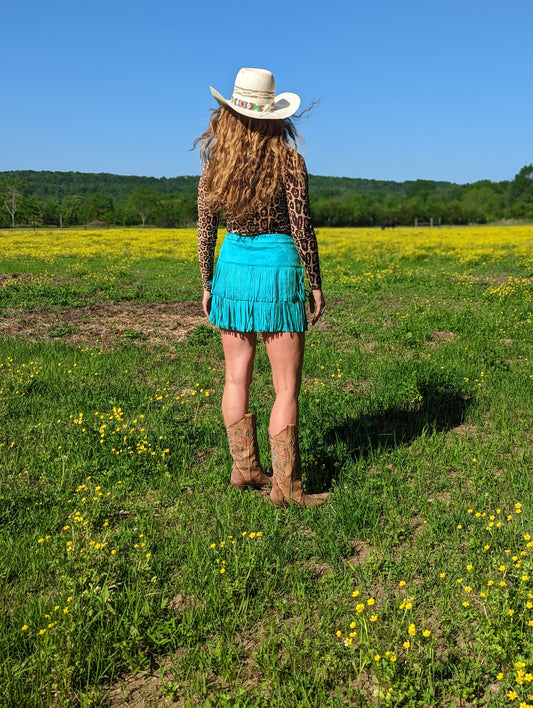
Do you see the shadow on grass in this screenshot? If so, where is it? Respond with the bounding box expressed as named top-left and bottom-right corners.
top-left (306, 377), bottom-right (473, 491)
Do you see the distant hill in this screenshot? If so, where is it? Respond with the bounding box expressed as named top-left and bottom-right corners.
top-left (0, 170), bottom-right (461, 204)
top-left (0, 170), bottom-right (201, 204)
top-left (1, 166), bottom-right (530, 226)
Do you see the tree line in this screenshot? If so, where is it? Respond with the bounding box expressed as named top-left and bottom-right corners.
top-left (1, 165), bottom-right (532, 228)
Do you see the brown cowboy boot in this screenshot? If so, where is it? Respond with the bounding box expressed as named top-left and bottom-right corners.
top-left (269, 425), bottom-right (329, 508)
top-left (226, 414), bottom-right (271, 491)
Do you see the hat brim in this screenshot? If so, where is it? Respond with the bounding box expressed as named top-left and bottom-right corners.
top-left (209, 86), bottom-right (300, 120)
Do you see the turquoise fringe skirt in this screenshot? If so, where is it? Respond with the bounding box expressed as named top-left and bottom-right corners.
top-left (209, 232), bottom-right (308, 333)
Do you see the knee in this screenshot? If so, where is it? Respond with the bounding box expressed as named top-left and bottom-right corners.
top-left (273, 381), bottom-right (300, 399)
top-left (226, 371), bottom-right (252, 388)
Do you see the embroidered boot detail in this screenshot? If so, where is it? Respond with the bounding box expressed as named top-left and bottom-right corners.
top-left (226, 414), bottom-right (271, 491)
top-left (269, 425), bottom-right (328, 508)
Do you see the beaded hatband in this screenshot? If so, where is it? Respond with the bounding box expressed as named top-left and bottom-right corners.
top-left (231, 96), bottom-right (274, 114)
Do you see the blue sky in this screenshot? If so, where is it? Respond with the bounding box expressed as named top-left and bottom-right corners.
top-left (2, 0), bottom-right (532, 184)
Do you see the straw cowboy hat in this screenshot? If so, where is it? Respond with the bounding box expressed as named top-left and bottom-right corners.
top-left (210, 67), bottom-right (300, 120)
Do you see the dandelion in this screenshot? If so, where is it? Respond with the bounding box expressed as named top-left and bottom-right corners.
top-left (352, 590), bottom-right (360, 598)
top-left (336, 630), bottom-right (342, 637)
top-left (220, 568), bottom-right (225, 574)
top-left (423, 630), bottom-right (431, 638)
top-left (399, 580), bottom-right (406, 587)
top-left (21, 625), bottom-right (28, 631)
top-left (403, 641), bottom-right (410, 650)
top-left (367, 597), bottom-right (375, 606)
top-left (355, 603), bottom-right (365, 613)
top-left (408, 623), bottom-right (416, 636)
top-left (349, 621), bottom-right (356, 629)
top-left (210, 543), bottom-right (216, 549)
top-left (370, 615), bottom-right (378, 622)
top-left (374, 654), bottom-right (381, 662)
top-left (497, 673), bottom-right (504, 680)
top-left (463, 601), bottom-right (470, 607)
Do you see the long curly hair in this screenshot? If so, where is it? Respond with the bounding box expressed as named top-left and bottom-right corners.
top-left (194, 106), bottom-right (303, 221)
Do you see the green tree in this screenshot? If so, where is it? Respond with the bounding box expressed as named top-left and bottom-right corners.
top-left (509, 165), bottom-right (533, 218)
top-left (83, 192), bottom-right (115, 223)
top-left (62, 195), bottom-right (84, 226)
top-left (0, 176), bottom-right (26, 227)
top-left (461, 182), bottom-right (504, 223)
top-left (125, 188), bottom-right (161, 226)
top-left (41, 197), bottom-right (61, 226)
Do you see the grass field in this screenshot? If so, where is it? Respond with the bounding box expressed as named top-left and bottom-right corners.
top-left (1, 226), bottom-right (532, 707)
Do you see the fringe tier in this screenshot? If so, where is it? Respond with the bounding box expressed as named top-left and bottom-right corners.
top-left (209, 233), bottom-right (308, 333)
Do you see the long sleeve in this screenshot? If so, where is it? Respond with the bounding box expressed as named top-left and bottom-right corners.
top-left (284, 154), bottom-right (322, 290)
top-left (197, 168), bottom-right (220, 291)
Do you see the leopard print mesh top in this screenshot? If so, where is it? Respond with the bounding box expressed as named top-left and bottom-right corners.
top-left (197, 153), bottom-right (322, 292)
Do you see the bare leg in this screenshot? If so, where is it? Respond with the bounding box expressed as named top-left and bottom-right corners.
top-left (220, 330), bottom-right (257, 427)
top-left (263, 331), bottom-right (305, 436)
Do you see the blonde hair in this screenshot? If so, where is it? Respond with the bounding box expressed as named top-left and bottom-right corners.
top-left (194, 106), bottom-right (302, 221)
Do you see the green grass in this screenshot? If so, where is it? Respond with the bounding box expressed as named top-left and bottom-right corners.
top-left (1, 228), bottom-right (532, 707)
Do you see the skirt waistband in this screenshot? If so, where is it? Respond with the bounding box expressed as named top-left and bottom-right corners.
top-left (221, 232), bottom-right (300, 268)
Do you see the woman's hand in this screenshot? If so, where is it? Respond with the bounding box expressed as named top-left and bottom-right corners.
top-left (309, 289), bottom-right (325, 325)
top-left (202, 288), bottom-right (212, 318)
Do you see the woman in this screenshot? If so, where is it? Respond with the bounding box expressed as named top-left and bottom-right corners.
top-left (196, 67), bottom-right (328, 508)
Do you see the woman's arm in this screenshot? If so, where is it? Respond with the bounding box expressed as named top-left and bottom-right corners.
top-left (284, 153), bottom-right (322, 291)
top-left (197, 167), bottom-right (220, 293)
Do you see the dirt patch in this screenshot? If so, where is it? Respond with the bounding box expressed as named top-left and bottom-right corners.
top-left (0, 273), bottom-right (37, 285)
top-left (342, 379), bottom-right (372, 395)
top-left (427, 330), bottom-right (455, 347)
top-left (449, 423), bottom-right (477, 437)
top-left (346, 540), bottom-right (372, 568)
top-left (107, 651), bottom-right (188, 707)
top-left (0, 301), bottom-right (206, 348)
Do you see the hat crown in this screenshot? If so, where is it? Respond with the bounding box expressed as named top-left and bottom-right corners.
top-left (232, 68), bottom-right (275, 103)
top-left (209, 67), bottom-right (300, 120)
